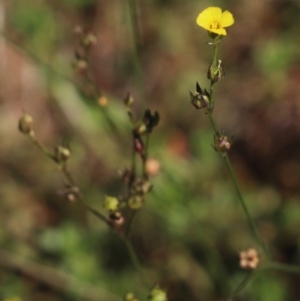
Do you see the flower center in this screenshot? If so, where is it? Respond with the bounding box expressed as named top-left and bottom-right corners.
top-left (210, 22), bottom-right (220, 29)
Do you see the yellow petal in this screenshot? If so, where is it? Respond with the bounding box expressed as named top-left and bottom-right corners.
top-left (220, 10), bottom-right (234, 28)
top-left (196, 7), bottom-right (222, 28)
top-left (210, 28), bottom-right (227, 36)
top-left (206, 7), bottom-right (223, 20)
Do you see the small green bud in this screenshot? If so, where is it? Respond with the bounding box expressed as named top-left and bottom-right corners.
top-left (148, 285), bottom-right (167, 301)
top-left (82, 33), bottom-right (97, 47)
top-left (124, 292), bottom-right (139, 301)
top-left (207, 59), bottom-right (225, 82)
top-left (55, 146), bottom-right (71, 162)
top-left (136, 123), bottom-right (147, 135)
top-left (75, 59), bottom-right (88, 74)
top-left (18, 113), bottom-right (34, 135)
top-left (104, 196), bottom-right (119, 211)
top-left (127, 195), bottom-right (144, 210)
top-left (124, 93), bottom-right (134, 108)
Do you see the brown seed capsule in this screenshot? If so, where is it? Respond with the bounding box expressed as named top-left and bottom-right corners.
top-left (214, 135), bottom-right (232, 153)
top-left (109, 211), bottom-right (125, 228)
top-left (58, 185), bottom-right (81, 203)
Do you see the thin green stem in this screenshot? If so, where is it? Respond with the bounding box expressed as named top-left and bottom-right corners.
top-left (226, 262), bottom-right (300, 300)
top-left (29, 134), bottom-right (56, 161)
top-left (123, 238), bottom-right (151, 289)
top-left (226, 269), bottom-right (260, 301)
top-left (212, 45), bottom-right (218, 66)
top-left (209, 46), bottom-right (218, 110)
top-left (267, 262), bottom-right (300, 274)
top-left (83, 202), bottom-right (110, 225)
top-left (226, 270), bottom-right (259, 301)
top-left (223, 153), bottom-right (270, 257)
top-left (125, 210), bottom-right (137, 237)
top-left (61, 163), bottom-right (76, 185)
top-left (206, 43), bottom-right (270, 259)
top-left (126, 0), bottom-right (147, 109)
top-left (127, 0), bottom-right (143, 49)
top-left (207, 111), bottom-right (219, 136)
top-left (27, 133), bottom-right (110, 226)
top-left (206, 112), bottom-right (270, 258)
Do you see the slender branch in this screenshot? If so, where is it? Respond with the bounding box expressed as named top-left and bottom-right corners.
top-left (226, 270), bottom-right (259, 301)
top-left (206, 43), bottom-right (270, 259)
top-left (207, 111), bottom-right (219, 136)
top-left (123, 238), bottom-right (151, 289)
top-left (126, 0), bottom-right (147, 109)
top-left (209, 46), bottom-right (218, 110)
top-left (83, 202), bottom-right (110, 225)
top-left (267, 262), bottom-right (300, 274)
top-left (125, 210), bottom-right (137, 237)
top-left (226, 262), bottom-right (300, 301)
top-left (28, 134), bottom-right (56, 161)
top-left (223, 153), bottom-right (270, 257)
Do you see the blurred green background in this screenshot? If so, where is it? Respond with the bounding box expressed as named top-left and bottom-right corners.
top-left (1, 0), bottom-right (300, 300)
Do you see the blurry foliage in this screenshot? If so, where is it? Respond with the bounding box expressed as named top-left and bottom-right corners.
top-left (1, 0), bottom-right (300, 301)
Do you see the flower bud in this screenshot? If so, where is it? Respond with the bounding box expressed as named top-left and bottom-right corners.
top-left (82, 33), bottom-right (97, 47)
top-left (54, 146), bottom-right (71, 162)
top-left (207, 59), bottom-right (225, 82)
top-left (135, 123), bottom-right (147, 135)
top-left (148, 285), bottom-right (167, 301)
top-left (104, 196), bottom-right (119, 212)
top-left (124, 292), bottom-right (139, 301)
top-left (75, 59), bottom-right (88, 74)
top-left (124, 93), bottom-right (134, 108)
top-left (127, 195), bottom-right (144, 210)
top-left (18, 114), bottom-right (34, 135)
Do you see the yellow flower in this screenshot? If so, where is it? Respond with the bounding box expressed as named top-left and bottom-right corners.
top-left (196, 7), bottom-right (234, 36)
